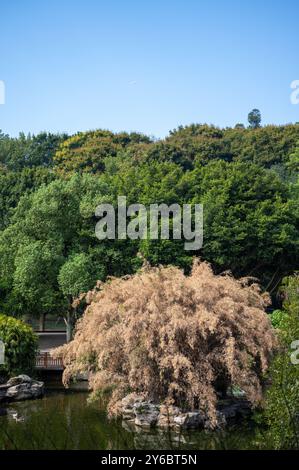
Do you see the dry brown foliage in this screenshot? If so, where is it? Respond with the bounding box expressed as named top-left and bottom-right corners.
top-left (54, 260), bottom-right (277, 426)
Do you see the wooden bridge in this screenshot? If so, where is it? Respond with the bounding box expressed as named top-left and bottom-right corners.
top-left (36, 351), bottom-right (64, 370)
top-left (35, 331), bottom-right (67, 371)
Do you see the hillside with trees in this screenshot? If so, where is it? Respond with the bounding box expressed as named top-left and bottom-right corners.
top-left (0, 119), bottom-right (298, 323)
top-left (0, 114), bottom-right (299, 447)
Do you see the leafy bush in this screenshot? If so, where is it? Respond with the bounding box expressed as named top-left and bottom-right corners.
top-left (0, 314), bottom-right (38, 378)
top-left (260, 274), bottom-right (299, 449)
top-left (270, 309), bottom-right (288, 329)
top-left (55, 261), bottom-right (277, 428)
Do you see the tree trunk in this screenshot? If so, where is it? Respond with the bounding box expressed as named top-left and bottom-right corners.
top-left (39, 313), bottom-right (46, 332)
top-left (65, 310), bottom-right (72, 343)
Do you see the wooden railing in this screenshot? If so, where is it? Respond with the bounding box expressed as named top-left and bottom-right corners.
top-left (36, 352), bottom-right (64, 370)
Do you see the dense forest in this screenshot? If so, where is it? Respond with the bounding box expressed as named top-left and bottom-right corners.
top-left (0, 120), bottom-right (298, 330)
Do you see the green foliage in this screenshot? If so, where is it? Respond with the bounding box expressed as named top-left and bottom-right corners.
top-left (53, 130), bottom-right (152, 175)
top-left (192, 161), bottom-right (299, 288)
top-left (287, 141), bottom-right (299, 203)
top-left (0, 130), bottom-right (65, 231)
top-left (0, 167), bottom-right (56, 230)
top-left (270, 309), bottom-right (288, 329)
top-left (0, 176), bottom-right (140, 320)
top-left (248, 109), bottom-right (262, 129)
top-left (0, 122), bottom-right (298, 331)
top-left (260, 275), bottom-right (299, 449)
top-left (287, 142), bottom-right (299, 175)
top-left (58, 253), bottom-right (102, 298)
top-left (0, 314), bottom-right (38, 377)
top-left (0, 131), bottom-right (67, 170)
top-left (52, 124), bottom-right (299, 175)
top-left (166, 123), bottom-right (299, 168)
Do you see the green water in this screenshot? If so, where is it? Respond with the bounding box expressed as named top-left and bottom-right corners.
top-left (0, 391), bottom-right (263, 450)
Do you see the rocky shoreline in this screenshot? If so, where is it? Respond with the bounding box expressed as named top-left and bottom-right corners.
top-left (120, 394), bottom-right (252, 430)
top-left (0, 375), bottom-right (44, 403)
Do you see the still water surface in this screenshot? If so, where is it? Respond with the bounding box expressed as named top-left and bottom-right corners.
top-left (0, 390), bottom-right (263, 450)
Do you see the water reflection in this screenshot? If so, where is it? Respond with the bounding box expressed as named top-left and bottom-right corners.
top-left (0, 391), bottom-right (261, 450)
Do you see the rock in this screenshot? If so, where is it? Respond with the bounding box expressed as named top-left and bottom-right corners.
top-left (157, 408), bottom-right (205, 430)
top-left (119, 394), bottom-right (253, 431)
top-left (159, 404), bottom-right (180, 416)
top-left (122, 407), bottom-right (135, 421)
top-left (0, 375), bottom-right (44, 403)
top-left (217, 399), bottom-right (252, 423)
top-left (119, 395), bottom-right (160, 427)
top-left (157, 405), bottom-right (181, 428)
top-left (134, 402), bottom-right (159, 428)
top-left (122, 393), bottom-right (145, 409)
top-left (121, 394), bottom-right (145, 421)
top-left (173, 411), bottom-right (204, 429)
top-left (6, 374), bottom-right (32, 387)
top-left (157, 414), bottom-right (175, 428)
top-left (202, 399), bottom-right (253, 429)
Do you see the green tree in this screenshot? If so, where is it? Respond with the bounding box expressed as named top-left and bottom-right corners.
top-left (58, 253), bottom-right (104, 341)
top-left (261, 275), bottom-right (299, 449)
top-left (0, 314), bottom-right (38, 377)
top-left (0, 176), bottom-right (140, 338)
top-left (166, 123), bottom-right (299, 168)
top-left (1, 123), bottom-right (299, 333)
top-left (287, 140), bottom-right (299, 176)
top-left (191, 160), bottom-right (299, 290)
top-left (248, 109), bottom-right (262, 129)
top-left (0, 132), bottom-right (67, 171)
top-left (53, 130), bottom-right (152, 176)
top-left (0, 167), bottom-right (56, 231)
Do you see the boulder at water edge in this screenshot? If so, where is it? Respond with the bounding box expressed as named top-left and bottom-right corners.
top-left (0, 375), bottom-right (44, 403)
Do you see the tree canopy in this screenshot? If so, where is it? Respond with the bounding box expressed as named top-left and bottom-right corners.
top-left (54, 261), bottom-right (277, 428)
top-left (248, 109), bottom-right (262, 129)
top-left (0, 122), bottom-right (298, 324)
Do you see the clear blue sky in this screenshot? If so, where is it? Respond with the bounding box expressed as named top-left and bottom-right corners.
top-left (0, 0), bottom-right (298, 138)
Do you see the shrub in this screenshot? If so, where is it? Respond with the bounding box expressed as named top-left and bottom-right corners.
top-left (260, 274), bottom-right (299, 449)
top-left (55, 261), bottom-right (277, 428)
top-left (270, 309), bottom-right (288, 329)
top-left (0, 314), bottom-right (38, 378)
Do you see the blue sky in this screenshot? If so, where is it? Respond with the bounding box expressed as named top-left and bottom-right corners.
top-left (0, 0), bottom-right (298, 138)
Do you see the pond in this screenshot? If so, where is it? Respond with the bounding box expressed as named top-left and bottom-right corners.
top-left (0, 390), bottom-right (264, 450)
